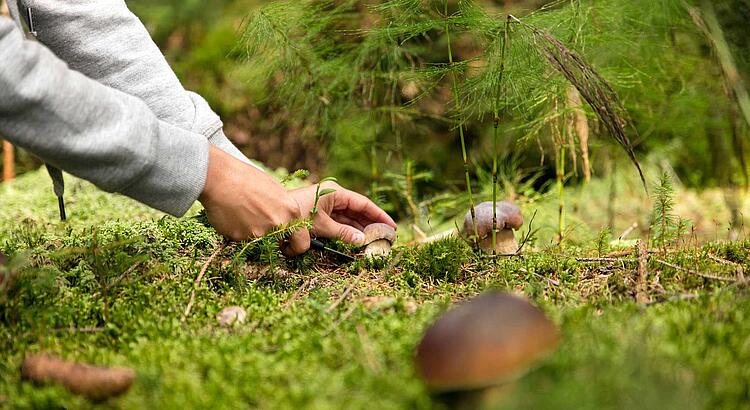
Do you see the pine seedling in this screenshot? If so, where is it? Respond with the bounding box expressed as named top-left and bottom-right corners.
top-left (649, 172), bottom-right (678, 252)
top-left (232, 218), bottom-right (314, 267)
top-left (280, 169), bottom-right (311, 186)
top-left (595, 227), bottom-right (612, 257)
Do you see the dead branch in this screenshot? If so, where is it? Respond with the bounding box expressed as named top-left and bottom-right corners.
top-left (654, 259), bottom-right (737, 282)
top-left (636, 240), bottom-right (650, 304)
top-left (707, 253), bottom-right (746, 281)
top-left (182, 245), bottom-right (224, 321)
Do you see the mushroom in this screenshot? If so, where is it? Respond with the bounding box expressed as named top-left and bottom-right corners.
top-left (216, 306), bottom-right (247, 327)
top-left (21, 353), bottom-right (135, 401)
top-left (415, 292), bottom-right (559, 408)
top-left (463, 202), bottom-right (523, 254)
top-left (363, 223), bottom-right (397, 257)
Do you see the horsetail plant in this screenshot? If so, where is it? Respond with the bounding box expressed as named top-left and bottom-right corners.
top-left (444, 0), bottom-right (479, 244)
top-left (491, 17), bottom-right (511, 255)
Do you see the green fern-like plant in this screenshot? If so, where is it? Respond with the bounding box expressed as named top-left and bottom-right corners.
top-left (649, 172), bottom-right (679, 251)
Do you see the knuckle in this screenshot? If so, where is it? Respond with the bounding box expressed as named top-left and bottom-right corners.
top-left (285, 201), bottom-right (302, 218)
top-left (338, 226), bottom-right (351, 241)
top-left (270, 215), bottom-right (289, 227)
top-left (228, 230), bottom-right (246, 241)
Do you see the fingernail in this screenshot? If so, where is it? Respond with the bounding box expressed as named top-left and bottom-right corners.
top-left (352, 231), bottom-right (365, 245)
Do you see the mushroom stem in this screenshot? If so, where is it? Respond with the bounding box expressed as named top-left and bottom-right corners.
top-left (478, 229), bottom-right (517, 255)
top-left (418, 228), bottom-right (459, 244)
top-left (365, 239), bottom-right (392, 257)
top-left (434, 383), bottom-right (515, 410)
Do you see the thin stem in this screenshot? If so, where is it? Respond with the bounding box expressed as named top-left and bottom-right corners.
top-left (492, 17), bottom-right (511, 256)
top-left (370, 144), bottom-right (378, 201)
top-left (557, 144), bottom-right (565, 244)
top-left (405, 160), bottom-right (420, 227)
top-left (492, 113), bottom-right (500, 252)
top-left (444, 1), bottom-right (478, 242)
top-left (312, 183), bottom-right (323, 217)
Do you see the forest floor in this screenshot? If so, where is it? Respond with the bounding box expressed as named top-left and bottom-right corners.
top-left (1, 169), bottom-right (749, 409)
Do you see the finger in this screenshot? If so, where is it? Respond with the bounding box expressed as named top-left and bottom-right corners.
top-left (333, 190), bottom-right (397, 228)
top-left (282, 228), bottom-right (311, 257)
top-left (330, 214), bottom-right (365, 231)
top-left (314, 213), bottom-right (366, 246)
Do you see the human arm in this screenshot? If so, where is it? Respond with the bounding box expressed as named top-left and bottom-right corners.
top-left (0, 16), bottom-right (314, 253)
top-left (0, 16), bottom-right (207, 216)
top-left (19, 0), bottom-right (250, 164)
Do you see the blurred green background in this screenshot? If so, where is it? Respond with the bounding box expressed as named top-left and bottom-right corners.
top-left (3, 0), bottom-right (750, 238)
top-left (121, 0), bottom-right (750, 192)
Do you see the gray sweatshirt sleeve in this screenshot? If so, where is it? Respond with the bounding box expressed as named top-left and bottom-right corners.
top-left (22, 0), bottom-right (252, 165)
top-left (0, 17), bottom-right (209, 216)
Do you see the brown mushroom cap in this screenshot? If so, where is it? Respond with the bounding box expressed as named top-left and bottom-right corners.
top-left (415, 292), bottom-right (559, 392)
top-left (463, 202), bottom-right (523, 239)
top-left (363, 223), bottom-right (397, 245)
top-left (21, 353), bottom-right (135, 401)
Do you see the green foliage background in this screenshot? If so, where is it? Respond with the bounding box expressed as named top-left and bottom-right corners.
top-left (122, 0), bottom-right (750, 199)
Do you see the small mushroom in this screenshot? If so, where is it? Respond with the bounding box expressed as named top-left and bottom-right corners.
top-left (363, 223), bottom-right (397, 257)
top-left (216, 306), bottom-right (247, 327)
top-left (463, 202), bottom-right (523, 254)
top-left (415, 292), bottom-right (559, 408)
top-left (21, 353), bottom-right (135, 401)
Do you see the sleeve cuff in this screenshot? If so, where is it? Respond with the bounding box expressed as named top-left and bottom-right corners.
top-left (119, 123), bottom-right (210, 217)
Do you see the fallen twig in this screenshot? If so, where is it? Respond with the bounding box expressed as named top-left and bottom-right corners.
top-left (654, 259), bottom-right (737, 282)
top-left (576, 257), bottom-right (637, 263)
top-left (519, 268), bottom-right (560, 286)
top-left (707, 253), bottom-right (746, 281)
top-left (53, 327), bottom-right (105, 334)
top-left (106, 261), bottom-right (144, 291)
top-left (182, 245), bottom-right (224, 321)
top-left (356, 324), bottom-right (382, 375)
top-left (282, 278), bottom-right (313, 310)
top-left (326, 270), bottom-right (364, 313)
top-left (636, 240), bottom-right (650, 304)
top-left (643, 293), bottom-right (699, 306)
top-left (618, 223), bottom-right (638, 240)
top-left (515, 209), bottom-right (539, 255)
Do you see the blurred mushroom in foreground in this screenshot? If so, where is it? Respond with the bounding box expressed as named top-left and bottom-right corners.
top-left (463, 202), bottom-right (524, 254)
top-left (415, 291), bottom-right (559, 409)
top-left (216, 306), bottom-right (247, 327)
top-left (363, 223), bottom-right (397, 257)
top-left (21, 353), bottom-right (135, 401)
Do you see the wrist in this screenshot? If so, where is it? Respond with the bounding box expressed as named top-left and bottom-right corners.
top-left (199, 145), bottom-right (222, 206)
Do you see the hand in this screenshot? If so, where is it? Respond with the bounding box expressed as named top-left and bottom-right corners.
top-left (198, 146), bottom-right (311, 255)
top-left (289, 181), bottom-right (397, 246)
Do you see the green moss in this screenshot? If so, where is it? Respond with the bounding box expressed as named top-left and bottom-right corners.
top-left (2, 169), bottom-right (750, 409)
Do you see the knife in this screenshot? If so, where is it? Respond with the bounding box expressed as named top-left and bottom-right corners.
top-left (310, 238), bottom-right (355, 262)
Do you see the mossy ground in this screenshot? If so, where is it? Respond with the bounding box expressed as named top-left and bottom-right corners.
top-left (1, 170), bottom-right (749, 409)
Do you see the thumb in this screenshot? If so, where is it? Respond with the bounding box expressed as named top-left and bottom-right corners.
top-left (314, 213), bottom-right (365, 246)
